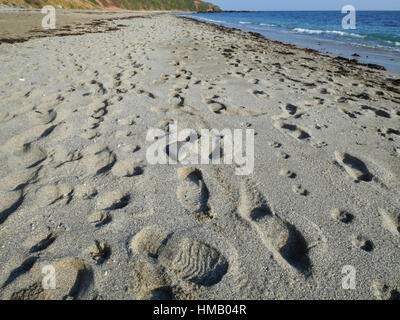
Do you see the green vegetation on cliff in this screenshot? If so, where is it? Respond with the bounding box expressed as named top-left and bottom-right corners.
top-left (0, 0), bottom-right (222, 11)
top-left (120, 0), bottom-right (220, 11)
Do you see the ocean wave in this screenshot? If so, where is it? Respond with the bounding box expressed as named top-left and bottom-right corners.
top-left (239, 21), bottom-right (251, 24)
top-left (384, 40), bottom-right (400, 47)
top-left (325, 30), bottom-right (365, 38)
top-left (293, 28), bottom-right (324, 35)
top-left (365, 33), bottom-right (400, 44)
top-left (194, 17), bottom-right (226, 24)
top-left (293, 28), bottom-right (365, 39)
top-left (260, 23), bottom-right (277, 27)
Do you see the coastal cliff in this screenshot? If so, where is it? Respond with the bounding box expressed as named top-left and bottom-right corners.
top-left (0, 0), bottom-right (221, 11)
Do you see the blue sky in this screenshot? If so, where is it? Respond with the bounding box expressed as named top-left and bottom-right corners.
top-left (211, 0), bottom-right (400, 11)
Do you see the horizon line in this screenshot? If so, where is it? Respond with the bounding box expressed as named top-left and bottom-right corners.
top-left (214, 9), bottom-right (400, 12)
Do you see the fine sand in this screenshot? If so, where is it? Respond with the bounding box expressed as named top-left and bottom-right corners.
top-left (0, 9), bottom-right (400, 300)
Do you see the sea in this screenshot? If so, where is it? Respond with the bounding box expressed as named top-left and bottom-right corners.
top-left (182, 11), bottom-right (400, 73)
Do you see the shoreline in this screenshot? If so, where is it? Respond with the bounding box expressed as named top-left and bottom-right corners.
top-left (0, 8), bottom-right (392, 74)
top-left (180, 15), bottom-right (390, 72)
top-left (182, 12), bottom-right (400, 73)
top-left (1, 8), bottom-right (395, 74)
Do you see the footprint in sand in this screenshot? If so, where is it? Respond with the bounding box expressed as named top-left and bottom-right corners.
top-left (132, 255), bottom-right (172, 300)
top-left (292, 184), bottom-right (308, 196)
top-left (1, 256), bottom-right (37, 290)
top-left (89, 106), bottom-right (107, 119)
top-left (176, 168), bottom-right (210, 214)
top-left (112, 160), bottom-right (144, 177)
top-left (87, 211), bottom-right (111, 228)
top-left (10, 143), bottom-right (47, 170)
top-left (280, 103), bottom-right (301, 117)
top-left (208, 101), bottom-right (226, 114)
top-left (130, 225), bottom-right (173, 259)
top-left (84, 145), bottom-right (116, 175)
top-left (268, 141), bottom-right (282, 148)
top-left (25, 124), bottom-right (58, 141)
top-left (339, 107), bottom-right (357, 119)
top-left (96, 191), bottom-right (130, 211)
top-left (89, 80), bottom-right (107, 96)
top-left (74, 185), bottom-right (98, 200)
top-left (170, 60), bottom-right (180, 66)
top-left (0, 190), bottom-right (24, 225)
top-left (36, 184), bottom-right (73, 207)
top-left (204, 97), bottom-right (226, 114)
top-left (280, 169), bottom-right (296, 179)
top-left (52, 148), bottom-right (82, 168)
top-left (153, 74), bottom-right (170, 85)
top-left (361, 105), bottom-right (391, 119)
top-left (238, 179), bottom-right (311, 275)
top-left (168, 93), bottom-right (185, 108)
top-left (118, 117), bottom-right (136, 126)
top-left (3, 257), bottom-right (92, 300)
top-left (33, 109), bottom-right (57, 125)
top-left (274, 120), bottom-right (310, 140)
top-left (378, 208), bottom-right (400, 236)
top-left (81, 129), bottom-right (101, 140)
top-left (334, 151), bottom-right (373, 182)
top-left (24, 232), bottom-right (57, 254)
top-left (351, 234), bottom-right (374, 252)
top-left (277, 151), bottom-right (290, 159)
top-left (379, 127), bottom-right (400, 137)
top-left (134, 88), bottom-right (156, 99)
top-left (130, 225), bottom-right (228, 289)
top-left (248, 89), bottom-right (268, 98)
top-left (159, 237), bottom-right (228, 286)
top-left (372, 281), bottom-right (400, 300)
top-left (84, 113), bottom-right (101, 128)
top-left (85, 116), bottom-right (102, 132)
top-left (114, 130), bottom-right (133, 139)
top-left (331, 208), bottom-right (354, 224)
top-left (0, 168), bottom-right (40, 191)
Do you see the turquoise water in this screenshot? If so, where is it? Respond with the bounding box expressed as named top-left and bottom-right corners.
top-left (183, 11), bottom-right (400, 72)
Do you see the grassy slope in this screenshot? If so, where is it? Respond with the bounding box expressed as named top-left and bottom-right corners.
top-left (0, 0), bottom-right (221, 10)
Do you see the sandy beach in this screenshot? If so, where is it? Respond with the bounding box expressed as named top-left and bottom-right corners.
top-left (0, 9), bottom-right (399, 300)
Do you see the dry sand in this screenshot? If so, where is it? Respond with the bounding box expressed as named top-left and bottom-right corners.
top-left (0, 9), bottom-right (400, 300)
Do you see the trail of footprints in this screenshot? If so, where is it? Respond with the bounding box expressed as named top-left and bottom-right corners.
top-left (1, 15), bottom-right (400, 300)
top-left (268, 140), bottom-right (308, 196)
top-left (334, 151), bottom-right (373, 182)
top-left (0, 183), bottom-right (133, 299)
top-left (267, 137), bottom-right (382, 255)
top-left (2, 257), bottom-right (92, 300)
top-left (238, 178), bottom-right (311, 276)
top-left (176, 168), bottom-right (211, 218)
top-left (0, 116), bottom-right (389, 299)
